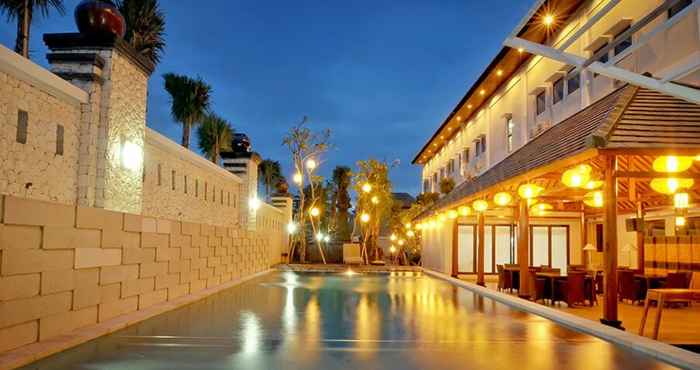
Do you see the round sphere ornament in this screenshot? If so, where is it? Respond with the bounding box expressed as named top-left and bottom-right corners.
top-left (75, 0), bottom-right (126, 38)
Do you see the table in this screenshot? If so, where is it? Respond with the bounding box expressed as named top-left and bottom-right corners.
top-left (635, 274), bottom-right (667, 301)
top-left (503, 266), bottom-right (520, 292)
top-left (535, 272), bottom-right (566, 304)
top-left (638, 289), bottom-right (700, 340)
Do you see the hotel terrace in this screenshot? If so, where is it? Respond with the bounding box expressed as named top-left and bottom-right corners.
top-left (413, 0), bottom-right (700, 340)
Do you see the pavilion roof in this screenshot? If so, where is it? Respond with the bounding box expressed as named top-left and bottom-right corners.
top-left (419, 84), bottom-right (700, 218)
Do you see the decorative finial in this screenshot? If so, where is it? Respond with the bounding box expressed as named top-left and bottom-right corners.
top-left (75, 0), bottom-right (126, 38)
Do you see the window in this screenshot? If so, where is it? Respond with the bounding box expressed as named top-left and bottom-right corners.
top-left (220, 189), bottom-right (224, 204)
top-left (448, 159), bottom-right (455, 174)
top-left (205, 182), bottom-right (208, 200)
top-left (55, 125), bottom-right (64, 155)
top-left (228, 192), bottom-right (231, 206)
top-left (16, 110), bottom-right (28, 144)
top-left (432, 173), bottom-right (438, 187)
top-left (423, 179), bottom-right (430, 193)
top-left (480, 135), bottom-right (487, 155)
top-left (463, 148), bottom-right (470, 163)
top-left (567, 72), bottom-right (580, 94)
top-left (213, 186), bottom-right (216, 202)
top-left (195, 179), bottom-right (199, 197)
top-left (440, 167), bottom-right (445, 179)
top-left (184, 175), bottom-right (188, 194)
top-left (506, 117), bottom-right (514, 153)
top-left (613, 27), bottom-right (632, 55)
top-left (157, 164), bottom-right (162, 186)
top-left (669, 0), bottom-right (692, 18)
top-left (536, 91), bottom-right (546, 115)
top-left (171, 170), bottom-right (176, 191)
top-left (553, 78), bottom-right (564, 104)
top-left (595, 43), bottom-right (609, 64)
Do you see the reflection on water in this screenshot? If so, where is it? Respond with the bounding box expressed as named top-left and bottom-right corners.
top-left (20, 271), bottom-right (678, 370)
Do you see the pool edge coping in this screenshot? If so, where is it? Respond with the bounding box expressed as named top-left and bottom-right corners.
top-left (423, 268), bottom-right (700, 370)
top-left (0, 269), bottom-right (273, 370)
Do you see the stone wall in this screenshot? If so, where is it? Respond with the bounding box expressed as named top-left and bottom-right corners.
top-left (142, 128), bottom-right (243, 227)
top-left (0, 44), bottom-right (86, 204)
top-left (0, 195), bottom-right (279, 353)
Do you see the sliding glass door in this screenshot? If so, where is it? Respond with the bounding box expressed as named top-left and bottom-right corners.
top-left (458, 224), bottom-right (516, 274)
top-left (529, 225), bottom-right (570, 269)
top-left (457, 225), bottom-right (475, 273)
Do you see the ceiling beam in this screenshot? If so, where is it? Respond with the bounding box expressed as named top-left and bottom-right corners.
top-left (614, 170), bottom-right (700, 179)
top-left (504, 37), bottom-right (586, 66)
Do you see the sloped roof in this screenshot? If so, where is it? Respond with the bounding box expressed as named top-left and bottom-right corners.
top-left (420, 84), bottom-right (700, 216)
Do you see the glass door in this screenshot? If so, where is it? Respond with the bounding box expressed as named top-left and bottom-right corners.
top-left (458, 225), bottom-right (475, 273)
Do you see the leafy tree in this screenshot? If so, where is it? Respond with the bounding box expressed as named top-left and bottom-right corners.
top-left (258, 159), bottom-right (282, 200)
top-left (439, 177), bottom-right (455, 195)
top-left (163, 73), bottom-right (211, 148)
top-left (330, 166), bottom-right (352, 242)
top-left (196, 113), bottom-right (232, 163)
top-left (117, 0), bottom-right (166, 65)
top-left (416, 192), bottom-right (439, 206)
top-left (353, 159), bottom-right (394, 263)
top-left (0, 0), bottom-right (65, 58)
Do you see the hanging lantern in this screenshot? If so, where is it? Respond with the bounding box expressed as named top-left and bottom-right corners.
top-left (494, 192), bottom-right (513, 206)
top-left (652, 156), bottom-right (693, 173)
top-left (371, 195), bottom-right (379, 204)
top-left (583, 191), bottom-right (604, 208)
top-left (405, 222), bottom-right (412, 229)
top-left (390, 233), bottom-right (397, 241)
top-left (674, 192), bottom-right (690, 209)
top-left (438, 213), bottom-right (447, 222)
top-left (562, 165), bottom-right (592, 188)
top-left (361, 183), bottom-right (372, 193)
top-left (518, 183), bottom-right (544, 199)
top-left (416, 223), bottom-right (424, 230)
top-left (650, 178), bottom-right (694, 195)
top-left (531, 203), bottom-right (553, 212)
top-left (458, 206), bottom-right (472, 216)
top-left (428, 219), bottom-right (436, 229)
top-left (676, 216), bottom-right (687, 227)
top-left (447, 210), bottom-right (458, 219)
top-left (583, 180), bottom-right (603, 190)
top-left (472, 200), bottom-right (489, 212)
top-left (360, 213), bottom-right (370, 223)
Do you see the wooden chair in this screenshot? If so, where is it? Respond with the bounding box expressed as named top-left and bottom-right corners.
top-left (553, 272), bottom-right (587, 307)
top-left (618, 270), bottom-right (643, 304)
top-left (497, 265), bottom-right (506, 291)
top-left (662, 272), bottom-right (692, 306)
top-left (533, 277), bottom-right (548, 303)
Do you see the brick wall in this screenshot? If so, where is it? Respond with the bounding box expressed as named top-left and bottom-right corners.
top-left (0, 195), bottom-right (275, 353)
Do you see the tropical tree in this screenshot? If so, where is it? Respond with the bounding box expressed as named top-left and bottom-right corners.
top-left (353, 159), bottom-right (394, 263)
top-left (196, 113), bottom-right (232, 163)
top-left (330, 166), bottom-right (352, 241)
top-left (0, 0), bottom-right (65, 58)
top-left (117, 0), bottom-right (166, 65)
top-left (163, 73), bottom-right (211, 148)
top-left (258, 159), bottom-right (282, 200)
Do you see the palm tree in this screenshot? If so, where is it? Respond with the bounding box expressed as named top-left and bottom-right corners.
top-left (163, 73), bottom-right (211, 149)
top-left (197, 113), bottom-right (232, 163)
top-left (258, 159), bottom-right (282, 200)
top-left (117, 0), bottom-right (166, 65)
top-left (0, 0), bottom-right (65, 58)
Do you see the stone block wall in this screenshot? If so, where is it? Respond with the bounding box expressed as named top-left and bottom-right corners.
top-left (0, 195), bottom-right (277, 353)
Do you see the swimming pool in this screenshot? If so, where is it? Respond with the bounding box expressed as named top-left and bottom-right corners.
top-left (20, 271), bottom-right (677, 370)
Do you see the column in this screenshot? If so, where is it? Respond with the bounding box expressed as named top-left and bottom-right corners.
top-left (477, 211), bottom-right (485, 287)
top-left (602, 155), bottom-right (622, 329)
top-left (451, 220), bottom-right (459, 278)
top-left (222, 153), bottom-right (261, 230)
top-left (636, 202), bottom-right (645, 273)
top-left (518, 199), bottom-right (530, 298)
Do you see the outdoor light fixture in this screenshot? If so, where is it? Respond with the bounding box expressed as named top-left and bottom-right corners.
top-left (316, 232), bottom-right (324, 241)
top-left (584, 180), bottom-right (603, 190)
top-left (676, 216), bottom-right (687, 227)
top-left (292, 172), bottom-right (303, 184)
top-left (438, 213), bottom-right (447, 222)
top-left (562, 164), bottom-right (592, 188)
top-left (517, 47), bottom-right (524, 53)
top-left (674, 192), bottom-right (690, 209)
top-left (496, 69), bottom-right (503, 76)
top-left (248, 197), bottom-right (261, 211)
top-left (398, 239), bottom-right (405, 246)
top-left (324, 235), bottom-right (330, 243)
top-left (415, 223), bottom-right (423, 230)
top-left (447, 210), bottom-right (458, 219)
top-left (305, 159), bottom-right (317, 170)
top-left (543, 14), bottom-right (554, 26)
top-left (405, 222), bottom-right (412, 229)
top-left (458, 206), bottom-right (472, 216)
top-left (479, 89), bottom-right (486, 95)
top-left (390, 245), bottom-right (397, 254)
top-left (583, 191), bottom-right (604, 208)
top-left (472, 200), bottom-right (488, 212)
top-left (653, 156), bottom-right (693, 173)
top-left (518, 183), bottom-right (544, 199)
top-left (390, 233), bottom-right (397, 241)
top-left (361, 183), bottom-right (372, 193)
top-left (309, 207), bottom-right (320, 217)
top-left (467, 104), bottom-right (473, 109)
top-left (650, 178), bottom-right (694, 195)
top-left (121, 141), bottom-right (143, 171)
top-left (286, 222), bottom-right (297, 234)
top-left (371, 195), bottom-right (379, 204)
top-left (531, 203), bottom-right (553, 212)
top-left (407, 230), bottom-right (415, 237)
top-left (360, 213), bottom-right (370, 223)
top-left (494, 192), bottom-right (512, 206)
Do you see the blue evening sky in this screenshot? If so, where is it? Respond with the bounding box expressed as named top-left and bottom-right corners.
top-left (0, 0), bottom-right (532, 195)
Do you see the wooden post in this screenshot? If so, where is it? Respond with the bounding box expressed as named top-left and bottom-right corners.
top-left (518, 199), bottom-right (530, 298)
top-left (580, 202), bottom-right (587, 264)
top-left (451, 220), bottom-right (459, 277)
top-left (602, 155), bottom-right (623, 329)
top-left (477, 211), bottom-right (486, 287)
top-left (636, 202), bottom-right (645, 273)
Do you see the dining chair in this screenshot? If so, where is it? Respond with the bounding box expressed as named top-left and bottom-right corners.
top-left (618, 270), bottom-right (643, 304)
top-left (497, 265), bottom-right (505, 291)
top-left (553, 271), bottom-right (587, 307)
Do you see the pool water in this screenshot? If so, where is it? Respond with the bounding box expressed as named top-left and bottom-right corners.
top-left (20, 271), bottom-right (678, 370)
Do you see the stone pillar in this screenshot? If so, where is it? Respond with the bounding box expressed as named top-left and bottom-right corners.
top-left (44, 33), bottom-right (154, 213)
top-left (222, 152), bottom-right (261, 230)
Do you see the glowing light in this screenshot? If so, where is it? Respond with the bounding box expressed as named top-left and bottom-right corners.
top-left (428, 219), bottom-right (436, 229)
top-left (472, 200), bottom-right (489, 212)
top-left (674, 192), bottom-right (690, 209)
top-left (496, 69), bottom-right (503, 76)
top-left (543, 14), bottom-right (555, 26)
top-left (479, 89), bottom-right (486, 95)
top-left (121, 141), bottom-right (142, 171)
top-left (309, 207), bottom-right (320, 217)
top-left (286, 222), bottom-right (297, 234)
top-left (447, 210), bottom-right (458, 219)
top-left (407, 230), bottom-right (415, 237)
top-left (305, 159), bottom-right (317, 170)
top-left (438, 213), bottom-right (447, 222)
top-left (653, 156), bottom-right (693, 173)
top-left (415, 223), bottom-right (423, 230)
top-left (494, 192), bottom-right (513, 206)
top-left (650, 178), bottom-right (694, 195)
top-left (361, 183), bottom-right (372, 193)
top-left (583, 191), bottom-right (604, 208)
top-left (390, 233), bottom-right (397, 241)
top-left (398, 239), bottom-right (405, 246)
top-left (324, 235), bottom-right (330, 243)
top-left (458, 206), bottom-right (472, 216)
top-left (518, 183), bottom-right (544, 199)
top-left (371, 195), bottom-right (379, 204)
top-left (676, 216), bottom-right (687, 227)
top-left (517, 47), bottom-right (524, 53)
top-left (562, 164), bottom-right (592, 188)
top-left (531, 203), bottom-right (553, 212)
top-left (292, 172), bottom-right (303, 184)
top-left (405, 222), bottom-right (412, 229)
top-left (248, 197), bottom-right (261, 211)
top-left (345, 269), bottom-right (357, 277)
top-left (584, 180), bottom-right (603, 190)
top-left (360, 213), bottom-right (370, 223)
top-left (390, 245), bottom-right (397, 254)
top-left (316, 232), bottom-right (324, 241)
